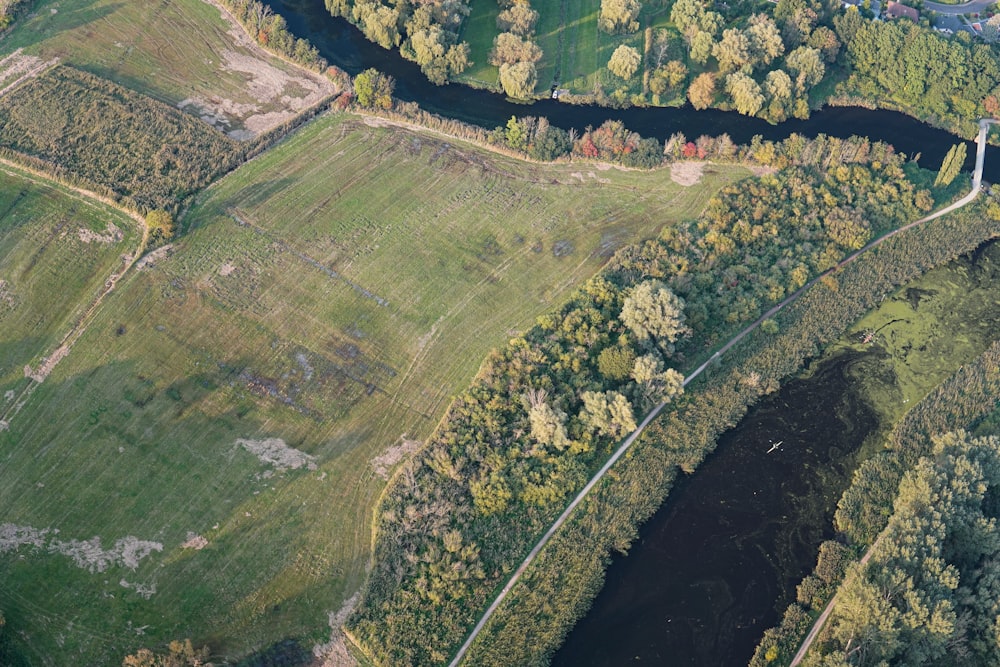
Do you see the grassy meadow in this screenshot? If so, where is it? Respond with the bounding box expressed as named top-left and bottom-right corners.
top-left (0, 112), bottom-right (748, 663)
top-left (0, 164), bottom-right (138, 414)
top-left (0, 0), bottom-right (334, 137)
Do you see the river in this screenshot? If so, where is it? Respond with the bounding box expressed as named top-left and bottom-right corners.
top-left (272, 0), bottom-right (1000, 181)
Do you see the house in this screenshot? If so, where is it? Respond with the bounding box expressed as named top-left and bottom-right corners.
top-left (885, 1), bottom-right (919, 21)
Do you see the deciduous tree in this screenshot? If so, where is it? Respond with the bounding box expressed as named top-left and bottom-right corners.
top-left (608, 44), bottom-right (642, 79)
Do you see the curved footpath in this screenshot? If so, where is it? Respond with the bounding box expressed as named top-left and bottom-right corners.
top-left (448, 118), bottom-right (997, 667)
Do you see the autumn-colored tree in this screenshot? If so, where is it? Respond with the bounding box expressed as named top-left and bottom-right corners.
top-left (599, 0), bottom-right (641, 34)
top-left (687, 72), bottom-right (716, 110)
top-left (353, 68), bottom-right (395, 109)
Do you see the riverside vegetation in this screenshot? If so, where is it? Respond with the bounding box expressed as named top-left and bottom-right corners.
top-left (332, 0), bottom-right (1000, 138)
top-left (753, 271), bottom-right (1000, 664)
top-left (344, 132), bottom-right (982, 664)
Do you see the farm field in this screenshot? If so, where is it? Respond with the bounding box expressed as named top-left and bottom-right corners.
top-left (0, 163), bottom-right (139, 421)
top-left (0, 0), bottom-right (335, 137)
top-left (0, 112), bottom-right (748, 663)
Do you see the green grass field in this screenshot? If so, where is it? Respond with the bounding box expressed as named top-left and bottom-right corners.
top-left (0, 0), bottom-right (333, 137)
top-left (0, 163), bottom-right (138, 411)
top-left (459, 0), bottom-right (502, 88)
top-left (0, 113), bottom-right (747, 664)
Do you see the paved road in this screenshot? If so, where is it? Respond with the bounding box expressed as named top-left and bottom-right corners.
top-left (447, 119), bottom-right (996, 667)
top-left (924, 0), bottom-right (992, 15)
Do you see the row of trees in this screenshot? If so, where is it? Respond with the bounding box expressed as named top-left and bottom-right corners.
top-left (752, 318), bottom-right (1000, 665)
top-left (326, 0), bottom-right (472, 84)
top-left (814, 431), bottom-right (1000, 665)
top-left (345, 133), bottom-right (950, 664)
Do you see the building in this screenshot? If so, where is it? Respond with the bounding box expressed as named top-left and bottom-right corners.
top-left (885, 1), bottom-right (919, 22)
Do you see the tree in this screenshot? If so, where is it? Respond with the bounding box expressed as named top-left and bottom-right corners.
top-left (713, 29), bottom-right (752, 73)
top-left (807, 26), bottom-right (841, 63)
top-left (689, 30), bottom-right (714, 65)
top-left (726, 71), bottom-right (765, 116)
top-left (650, 61), bottom-right (688, 95)
top-left (499, 61), bottom-right (537, 98)
top-left (497, 4), bottom-right (539, 36)
top-left (599, 0), bottom-right (641, 34)
top-left (631, 354), bottom-right (684, 406)
top-left (580, 390), bottom-right (637, 439)
top-left (934, 142), bottom-right (967, 187)
top-left (824, 206), bottom-right (870, 250)
top-left (145, 209), bottom-right (174, 241)
top-left (688, 72), bottom-right (716, 109)
top-left (785, 46), bottom-right (825, 92)
top-left (488, 32), bottom-right (542, 66)
top-left (353, 68), bottom-right (395, 109)
top-left (598, 344), bottom-right (637, 380)
top-left (528, 400), bottom-right (571, 451)
top-left (608, 45), bottom-right (641, 79)
top-left (620, 279), bottom-right (689, 351)
top-left (746, 14), bottom-right (784, 68)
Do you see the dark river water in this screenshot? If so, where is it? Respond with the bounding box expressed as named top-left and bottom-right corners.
top-left (553, 349), bottom-right (878, 666)
top-left (273, 0), bottom-right (1000, 181)
top-left (264, 5), bottom-right (1000, 664)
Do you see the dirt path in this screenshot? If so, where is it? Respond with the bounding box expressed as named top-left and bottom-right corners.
top-left (789, 536), bottom-right (883, 666)
top-left (0, 160), bottom-right (148, 429)
top-left (446, 119), bottom-right (996, 666)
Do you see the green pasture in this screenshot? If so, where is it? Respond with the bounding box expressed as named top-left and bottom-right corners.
top-left (0, 164), bottom-right (138, 407)
top-left (0, 0), bottom-right (326, 133)
top-left (0, 113), bottom-right (747, 663)
top-left (458, 0), bottom-right (501, 88)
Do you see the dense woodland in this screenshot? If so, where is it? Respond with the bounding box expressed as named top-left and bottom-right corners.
top-left (345, 134), bottom-right (955, 664)
top-left (325, 0), bottom-right (472, 83)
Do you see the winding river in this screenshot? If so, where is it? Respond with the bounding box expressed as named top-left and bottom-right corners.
top-left (272, 0), bottom-right (1000, 180)
top-left (265, 5), bottom-right (1000, 664)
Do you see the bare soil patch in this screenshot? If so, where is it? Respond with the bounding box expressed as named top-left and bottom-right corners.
top-left (182, 0), bottom-right (337, 138)
top-left (670, 161), bottom-right (705, 186)
top-left (236, 437), bottom-right (318, 470)
top-left (77, 222), bottom-right (123, 244)
top-left (0, 523), bottom-right (162, 573)
top-left (371, 436), bottom-right (422, 479)
top-left (0, 49), bottom-right (57, 99)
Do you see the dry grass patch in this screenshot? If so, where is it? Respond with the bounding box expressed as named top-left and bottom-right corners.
top-left (0, 0), bottom-right (335, 137)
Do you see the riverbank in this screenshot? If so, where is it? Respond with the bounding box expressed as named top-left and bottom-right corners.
top-left (455, 201), bottom-right (1000, 665)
